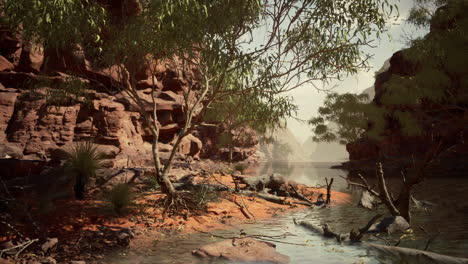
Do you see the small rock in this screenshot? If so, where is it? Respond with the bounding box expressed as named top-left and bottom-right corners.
top-left (192, 238), bottom-right (289, 263)
top-left (70, 261), bottom-right (86, 264)
top-left (119, 227), bottom-right (135, 238)
top-left (40, 257), bottom-right (57, 264)
top-left (41, 237), bottom-right (58, 254)
top-left (358, 190), bottom-right (375, 210)
top-left (117, 232), bottom-right (131, 247)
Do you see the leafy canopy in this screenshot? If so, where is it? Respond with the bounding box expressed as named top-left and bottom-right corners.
top-left (309, 0), bottom-right (468, 146)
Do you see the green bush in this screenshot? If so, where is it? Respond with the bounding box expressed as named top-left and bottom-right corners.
top-left (233, 163), bottom-right (247, 174)
top-left (192, 185), bottom-right (220, 209)
top-left (65, 142), bottom-right (104, 200)
top-left (108, 183), bottom-right (133, 215)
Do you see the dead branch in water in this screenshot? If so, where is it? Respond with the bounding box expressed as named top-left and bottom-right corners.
top-left (340, 174), bottom-right (380, 197)
top-left (232, 196), bottom-right (256, 221)
top-left (364, 242), bottom-right (468, 264)
top-left (349, 214), bottom-right (383, 242)
top-left (192, 228), bottom-right (307, 246)
top-left (376, 163), bottom-right (400, 216)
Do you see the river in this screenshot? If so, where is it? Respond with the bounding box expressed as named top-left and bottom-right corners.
top-left (106, 162), bottom-right (468, 263)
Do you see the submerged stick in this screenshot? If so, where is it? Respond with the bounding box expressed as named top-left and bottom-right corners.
top-left (364, 242), bottom-right (468, 264)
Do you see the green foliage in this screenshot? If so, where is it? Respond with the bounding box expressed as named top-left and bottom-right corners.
top-left (65, 142), bottom-right (104, 200)
top-left (191, 185), bottom-right (220, 209)
top-left (309, 93), bottom-right (383, 144)
top-left (108, 183), bottom-right (133, 215)
top-left (311, 0), bottom-right (468, 146)
top-left (20, 76), bottom-right (90, 108)
top-left (2, 0), bottom-right (107, 49)
top-left (233, 163), bottom-right (247, 174)
top-left (3, 0), bottom-right (397, 194)
top-left (407, 0), bottom-right (448, 29)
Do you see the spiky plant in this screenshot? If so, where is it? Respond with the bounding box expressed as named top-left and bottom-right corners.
top-left (108, 183), bottom-right (133, 215)
top-left (66, 142), bottom-right (104, 200)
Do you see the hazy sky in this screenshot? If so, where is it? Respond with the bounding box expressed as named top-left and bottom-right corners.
top-left (287, 0), bottom-right (429, 143)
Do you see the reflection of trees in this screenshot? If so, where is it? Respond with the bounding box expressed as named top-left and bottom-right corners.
top-left (256, 161), bottom-right (298, 178)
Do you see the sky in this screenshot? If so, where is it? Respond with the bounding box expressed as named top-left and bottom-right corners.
top-left (287, 0), bottom-right (429, 143)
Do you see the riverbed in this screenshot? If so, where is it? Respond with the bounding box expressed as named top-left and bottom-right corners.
top-left (106, 162), bottom-right (468, 263)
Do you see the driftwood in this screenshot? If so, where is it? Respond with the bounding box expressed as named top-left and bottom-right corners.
top-left (242, 191), bottom-right (287, 205)
top-left (364, 243), bottom-right (468, 264)
top-left (299, 219), bottom-right (468, 264)
top-left (349, 214), bottom-right (383, 242)
top-left (288, 184), bottom-right (314, 205)
top-left (297, 221), bottom-right (347, 242)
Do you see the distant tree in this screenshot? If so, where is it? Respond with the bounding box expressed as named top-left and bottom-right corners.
top-left (3, 0), bottom-right (396, 207)
top-left (308, 93), bottom-right (385, 145)
top-left (206, 88), bottom-right (295, 162)
top-left (273, 142), bottom-right (293, 161)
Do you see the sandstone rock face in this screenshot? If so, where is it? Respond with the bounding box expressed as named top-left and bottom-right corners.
top-left (192, 238), bottom-right (290, 264)
top-left (0, 77), bottom-right (204, 167)
top-left (0, 3), bottom-right (258, 170)
top-left (198, 125), bottom-right (258, 161)
top-left (18, 43), bottom-right (44, 73)
top-left (0, 55), bottom-right (14, 71)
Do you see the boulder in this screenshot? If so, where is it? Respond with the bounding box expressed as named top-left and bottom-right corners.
top-left (237, 173), bottom-right (286, 193)
top-left (179, 134), bottom-right (202, 159)
top-left (18, 43), bottom-right (44, 72)
top-left (41, 237), bottom-right (58, 254)
top-left (0, 56), bottom-right (14, 71)
top-left (359, 190), bottom-right (375, 210)
top-left (192, 237), bottom-right (290, 264)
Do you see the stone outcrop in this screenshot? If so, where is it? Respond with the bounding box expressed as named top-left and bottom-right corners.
top-left (0, 0), bottom-right (258, 174)
top-left (345, 2), bottom-right (468, 176)
top-left (0, 78), bottom-right (203, 168)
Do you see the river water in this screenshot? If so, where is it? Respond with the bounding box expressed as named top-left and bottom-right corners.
top-left (107, 162), bottom-right (468, 263)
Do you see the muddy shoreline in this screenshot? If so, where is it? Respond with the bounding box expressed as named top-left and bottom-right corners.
top-left (0, 161), bottom-right (351, 264)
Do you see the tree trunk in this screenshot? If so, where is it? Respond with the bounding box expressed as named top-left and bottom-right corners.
top-left (228, 143), bottom-right (234, 163)
top-left (151, 136), bottom-right (176, 196)
top-left (396, 187), bottom-right (412, 224)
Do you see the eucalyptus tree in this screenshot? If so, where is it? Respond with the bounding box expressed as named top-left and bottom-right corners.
top-left (2, 0), bottom-right (396, 206)
top-left (308, 93), bottom-right (385, 145)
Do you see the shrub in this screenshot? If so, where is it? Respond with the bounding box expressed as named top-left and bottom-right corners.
top-left (233, 163), bottom-right (247, 174)
top-left (65, 142), bottom-right (104, 200)
top-left (108, 183), bottom-right (133, 215)
top-left (192, 185), bottom-right (220, 209)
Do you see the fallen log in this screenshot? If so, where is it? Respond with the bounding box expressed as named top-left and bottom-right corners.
top-left (297, 221), bottom-right (347, 242)
top-left (364, 243), bottom-right (468, 264)
top-left (288, 184), bottom-right (314, 205)
top-left (349, 214), bottom-right (383, 242)
top-left (242, 191), bottom-right (288, 205)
